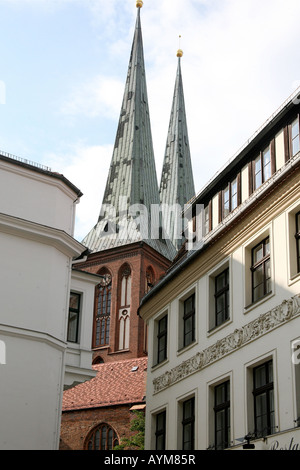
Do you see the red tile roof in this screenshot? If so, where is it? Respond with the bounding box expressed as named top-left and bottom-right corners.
top-left (62, 357), bottom-right (147, 411)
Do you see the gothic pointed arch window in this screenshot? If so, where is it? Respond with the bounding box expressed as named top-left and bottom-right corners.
top-left (93, 269), bottom-right (112, 348)
top-left (85, 423), bottom-right (119, 450)
top-left (118, 264), bottom-right (132, 351)
top-left (145, 266), bottom-right (155, 294)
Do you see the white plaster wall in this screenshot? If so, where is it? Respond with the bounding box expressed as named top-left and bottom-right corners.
top-left (0, 160), bottom-right (77, 235)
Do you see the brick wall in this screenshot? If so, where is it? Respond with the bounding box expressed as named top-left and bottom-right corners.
top-left (75, 242), bottom-right (170, 364)
top-left (59, 404), bottom-right (136, 450)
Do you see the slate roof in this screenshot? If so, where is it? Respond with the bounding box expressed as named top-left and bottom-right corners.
top-left (62, 357), bottom-right (147, 411)
top-left (82, 8), bottom-right (176, 261)
top-left (159, 56), bottom-right (195, 250)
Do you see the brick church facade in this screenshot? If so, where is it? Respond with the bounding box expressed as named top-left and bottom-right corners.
top-left (60, 1), bottom-right (195, 450)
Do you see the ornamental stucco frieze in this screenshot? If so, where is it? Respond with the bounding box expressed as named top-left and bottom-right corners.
top-left (153, 294), bottom-right (300, 394)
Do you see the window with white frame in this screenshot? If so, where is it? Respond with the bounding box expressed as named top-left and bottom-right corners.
top-left (252, 360), bottom-right (275, 438)
top-left (246, 356), bottom-right (277, 440)
top-left (254, 145), bottom-right (272, 190)
top-left (292, 338), bottom-right (300, 426)
top-left (244, 229), bottom-right (272, 308)
top-left (180, 396), bottom-right (195, 450)
top-left (296, 211), bottom-right (300, 274)
top-left (67, 292), bottom-right (81, 343)
top-left (214, 380), bottom-right (231, 450)
top-left (153, 313), bottom-right (168, 366)
top-left (222, 176), bottom-right (239, 220)
top-left (291, 117), bottom-right (300, 157)
top-left (287, 207), bottom-right (300, 279)
top-left (208, 260), bottom-right (230, 331)
top-left (251, 237), bottom-right (271, 303)
top-left (178, 289), bottom-right (196, 350)
top-left (154, 409), bottom-right (167, 450)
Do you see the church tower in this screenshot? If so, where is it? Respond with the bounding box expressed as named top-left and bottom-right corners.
top-left (76, 1), bottom-right (176, 364)
top-left (159, 46), bottom-right (195, 250)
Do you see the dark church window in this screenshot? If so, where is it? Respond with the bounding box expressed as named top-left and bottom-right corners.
top-left (94, 271), bottom-right (112, 348)
top-left (145, 266), bottom-right (155, 293)
top-left (85, 423), bottom-right (119, 450)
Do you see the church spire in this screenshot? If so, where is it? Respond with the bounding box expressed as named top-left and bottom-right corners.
top-left (82, 2), bottom-right (176, 260)
top-left (159, 45), bottom-right (195, 250)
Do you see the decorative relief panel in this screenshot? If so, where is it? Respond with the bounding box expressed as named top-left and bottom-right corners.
top-left (153, 294), bottom-right (300, 394)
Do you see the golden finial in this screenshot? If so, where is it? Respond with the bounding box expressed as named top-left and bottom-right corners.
top-left (136, 0), bottom-right (143, 7)
top-left (177, 35), bottom-right (183, 58)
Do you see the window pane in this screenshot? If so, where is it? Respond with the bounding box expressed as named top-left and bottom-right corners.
top-left (255, 156), bottom-right (262, 189)
top-left (292, 119), bottom-right (299, 156)
top-left (223, 186), bottom-right (230, 217)
top-left (183, 423), bottom-right (193, 450)
top-left (263, 147), bottom-right (271, 181)
top-left (231, 178), bottom-right (238, 210)
top-left (253, 243), bottom-right (263, 263)
top-left (69, 293), bottom-right (79, 309)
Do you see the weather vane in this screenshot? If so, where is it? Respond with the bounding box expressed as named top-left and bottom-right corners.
top-left (177, 35), bottom-right (183, 58)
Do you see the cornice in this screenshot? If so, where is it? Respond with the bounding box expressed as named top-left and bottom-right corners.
top-left (0, 212), bottom-right (85, 257)
top-left (153, 293), bottom-right (300, 394)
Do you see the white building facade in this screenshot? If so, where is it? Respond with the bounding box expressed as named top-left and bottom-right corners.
top-left (139, 89), bottom-right (300, 450)
top-left (0, 154), bottom-right (96, 450)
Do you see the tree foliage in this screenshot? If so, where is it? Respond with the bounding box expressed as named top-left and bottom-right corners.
top-left (114, 411), bottom-right (145, 450)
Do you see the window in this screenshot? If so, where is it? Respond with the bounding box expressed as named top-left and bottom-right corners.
top-left (157, 315), bottom-right (168, 364)
top-left (145, 266), bottom-right (155, 294)
top-left (182, 397), bottom-right (195, 450)
top-left (155, 410), bottom-right (166, 450)
top-left (67, 292), bottom-right (81, 343)
top-left (222, 177), bottom-right (239, 219)
top-left (253, 361), bottom-right (275, 438)
top-left (118, 265), bottom-right (132, 351)
top-left (94, 273), bottom-right (112, 348)
top-left (214, 381), bottom-right (230, 450)
top-left (254, 146), bottom-right (272, 190)
top-left (85, 423), bottom-right (119, 450)
top-left (208, 261), bottom-right (230, 331)
top-left (251, 237), bottom-right (271, 303)
top-left (291, 118), bottom-right (300, 157)
top-left (215, 268), bottom-right (229, 327)
top-left (183, 294), bottom-right (195, 347)
top-left (296, 212), bottom-right (300, 273)
top-left (292, 339), bottom-right (300, 426)
top-left (203, 204), bottom-right (210, 236)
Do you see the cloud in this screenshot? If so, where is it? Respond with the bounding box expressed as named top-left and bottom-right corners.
top-left (45, 143), bottom-right (113, 241)
top-left (60, 75), bottom-right (124, 120)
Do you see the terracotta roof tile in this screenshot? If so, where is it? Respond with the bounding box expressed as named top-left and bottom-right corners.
top-left (62, 357), bottom-right (147, 411)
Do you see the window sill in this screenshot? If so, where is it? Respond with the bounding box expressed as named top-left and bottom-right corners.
top-left (177, 340), bottom-right (197, 357)
top-left (288, 272), bottom-right (300, 287)
top-left (244, 291), bottom-right (274, 312)
top-left (207, 319), bottom-right (232, 337)
top-left (151, 358), bottom-right (169, 371)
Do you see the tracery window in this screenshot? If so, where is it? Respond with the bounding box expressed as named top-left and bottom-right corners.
top-left (85, 423), bottom-right (119, 450)
top-left (118, 264), bottom-right (132, 351)
top-left (93, 270), bottom-right (112, 348)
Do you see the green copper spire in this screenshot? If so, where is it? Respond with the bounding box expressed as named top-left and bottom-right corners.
top-left (82, 6), bottom-right (176, 260)
top-left (159, 49), bottom-right (195, 250)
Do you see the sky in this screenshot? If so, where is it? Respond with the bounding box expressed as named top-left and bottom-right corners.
top-left (1, 0), bottom-right (300, 242)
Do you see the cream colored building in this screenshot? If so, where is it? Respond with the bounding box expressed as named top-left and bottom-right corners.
top-left (139, 88), bottom-right (300, 450)
top-left (0, 153), bottom-right (97, 449)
